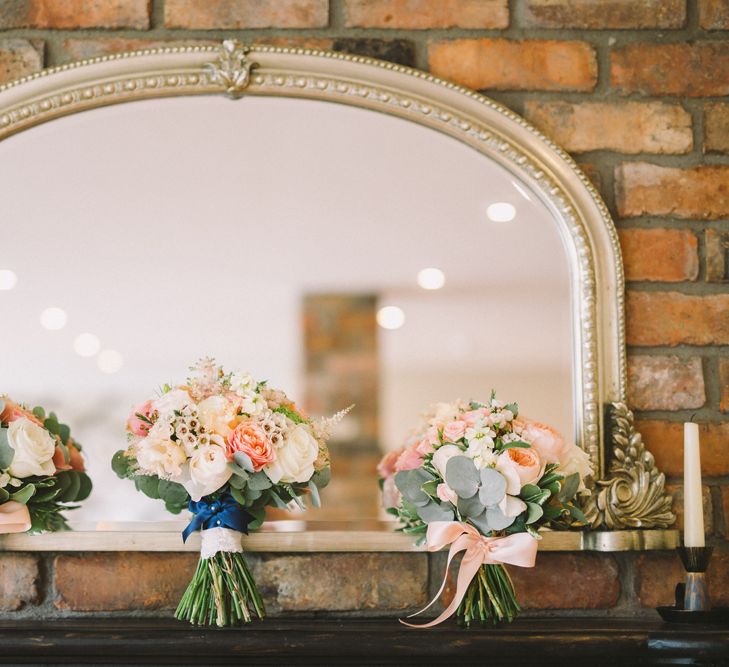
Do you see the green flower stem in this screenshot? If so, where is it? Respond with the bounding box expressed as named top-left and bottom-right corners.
top-left (456, 564), bottom-right (520, 628)
top-left (175, 551), bottom-right (265, 627)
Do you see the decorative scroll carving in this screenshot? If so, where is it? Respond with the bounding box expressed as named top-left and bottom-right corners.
top-left (584, 402), bottom-right (675, 529)
top-left (205, 40), bottom-right (256, 98)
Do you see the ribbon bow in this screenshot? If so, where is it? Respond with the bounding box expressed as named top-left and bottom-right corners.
top-left (402, 521), bottom-right (538, 628)
top-left (182, 492), bottom-right (252, 543)
top-left (0, 501), bottom-right (31, 534)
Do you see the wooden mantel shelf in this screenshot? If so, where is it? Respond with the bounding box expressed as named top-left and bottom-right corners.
top-left (1, 618), bottom-right (727, 665)
top-left (0, 521), bottom-right (679, 552)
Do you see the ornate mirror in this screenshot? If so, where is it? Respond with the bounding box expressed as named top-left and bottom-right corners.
top-left (0, 42), bottom-right (675, 550)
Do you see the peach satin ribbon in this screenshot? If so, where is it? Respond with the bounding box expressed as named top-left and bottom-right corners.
top-left (0, 501), bottom-right (31, 533)
top-left (401, 521), bottom-right (538, 628)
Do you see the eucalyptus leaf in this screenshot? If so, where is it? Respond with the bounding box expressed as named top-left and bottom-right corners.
top-left (244, 486), bottom-right (263, 502)
top-left (229, 474), bottom-right (246, 489)
top-left (478, 468), bottom-right (507, 506)
top-left (269, 490), bottom-right (288, 509)
top-left (520, 484), bottom-right (542, 502)
top-left (58, 423), bottom-right (71, 446)
top-left (10, 483), bottom-right (35, 505)
top-left (228, 462), bottom-right (250, 480)
top-left (312, 467), bottom-right (331, 489)
top-left (394, 469), bottom-right (433, 506)
top-left (416, 500), bottom-right (455, 523)
top-left (485, 504), bottom-right (517, 531)
top-left (75, 472), bottom-right (93, 502)
top-left (0, 399), bottom-right (4, 415)
top-left (233, 451), bottom-right (255, 473)
top-left (457, 493), bottom-right (486, 519)
top-left (230, 485), bottom-right (246, 505)
top-left (526, 502), bottom-right (544, 525)
top-left (567, 503), bottom-right (588, 524)
top-left (134, 475), bottom-right (160, 499)
top-left (559, 473), bottom-right (580, 502)
top-left (158, 479), bottom-right (187, 507)
top-left (469, 512), bottom-right (492, 534)
top-left (0, 488), bottom-right (9, 503)
top-left (111, 450), bottom-right (133, 479)
top-left (58, 471), bottom-right (80, 502)
top-left (308, 480), bottom-right (321, 508)
top-left (444, 456), bottom-right (479, 499)
top-left (44, 414), bottom-right (60, 436)
top-left (0, 428), bottom-right (14, 470)
top-left (504, 402), bottom-right (519, 418)
top-left (248, 471), bottom-right (273, 491)
top-left (32, 406), bottom-right (45, 420)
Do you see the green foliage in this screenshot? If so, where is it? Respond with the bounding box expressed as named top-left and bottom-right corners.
top-left (10, 483), bottom-right (35, 504)
top-left (111, 450), bottom-right (134, 479)
top-left (0, 428), bottom-right (14, 469)
top-left (311, 466), bottom-right (331, 489)
top-left (134, 475), bottom-right (161, 499)
top-left (158, 479), bottom-right (189, 513)
top-left (57, 471), bottom-right (81, 503)
top-left (272, 405), bottom-right (306, 424)
top-left (247, 471), bottom-right (272, 491)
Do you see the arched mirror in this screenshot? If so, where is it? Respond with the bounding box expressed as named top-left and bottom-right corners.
top-left (0, 42), bottom-right (675, 550)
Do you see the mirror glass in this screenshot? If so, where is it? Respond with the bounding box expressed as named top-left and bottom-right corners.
top-left (0, 95), bottom-right (573, 525)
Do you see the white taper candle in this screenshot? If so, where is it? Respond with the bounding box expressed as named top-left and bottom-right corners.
top-left (683, 422), bottom-right (705, 548)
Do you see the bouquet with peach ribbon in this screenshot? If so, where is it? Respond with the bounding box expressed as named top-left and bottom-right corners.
top-left (378, 394), bottom-right (592, 627)
top-left (0, 396), bottom-right (91, 533)
top-left (113, 358), bottom-right (349, 627)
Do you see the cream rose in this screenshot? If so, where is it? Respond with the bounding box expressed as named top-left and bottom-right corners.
top-left (264, 424), bottom-right (319, 484)
top-left (152, 389), bottom-right (194, 416)
top-left (197, 396), bottom-right (235, 438)
top-left (136, 437), bottom-right (187, 480)
top-left (6, 417), bottom-right (56, 478)
top-left (181, 443), bottom-right (233, 501)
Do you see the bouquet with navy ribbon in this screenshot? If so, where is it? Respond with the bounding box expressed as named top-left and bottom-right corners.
top-left (112, 359), bottom-right (349, 627)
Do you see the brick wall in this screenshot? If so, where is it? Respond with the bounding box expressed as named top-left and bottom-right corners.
top-left (1, 0), bottom-right (728, 616)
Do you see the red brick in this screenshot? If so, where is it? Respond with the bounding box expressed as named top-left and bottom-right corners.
top-left (706, 229), bottom-right (729, 282)
top-left (635, 550), bottom-right (729, 607)
top-left (619, 229), bottom-right (698, 282)
top-left (626, 292), bottom-right (729, 346)
top-left (525, 0), bottom-right (685, 28)
top-left (720, 359), bottom-right (729, 412)
top-left (700, 0), bottom-right (729, 29)
top-left (0, 39), bottom-right (43, 85)
top-left (344, 0), bottom-right (508, 29)
top-left (428, 39), bottom-right (597, 92)
top-left (0, 554), bottom-right (39, 611)
top-left (512, 553), bottom-right (621, 609)
top-left (255, 553), bottom-right (427, 611)
top-left (704, 103), bottom-right (729, 153)
top-left (577, 162), bottom-right (602, 192)
top-left (60, 38), bottom-right (218, 63)
top-left (54, 553), bottom-right (197, 610)
top-left (164, 0), bottom-right (328, 29)
top-left (611, 42), bottom-right (729, 97)
top-left (637, 420), bottom-right (729, 477)
top-left (722, 487), bottom-right (729, 534)
top-left (0, 0), bottom-right (150, 29)
top-left (628, 355), bottom-right (705, 411)
top-left (665, 483), bottom-right (713, 534)
top-left (524, 101), bottom-right (691, 154)
top-left (616, 163), bottom-right (729, 220)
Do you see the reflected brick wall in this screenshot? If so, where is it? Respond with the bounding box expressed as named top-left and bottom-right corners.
top-left (1, 0), bottom-right (728, 616)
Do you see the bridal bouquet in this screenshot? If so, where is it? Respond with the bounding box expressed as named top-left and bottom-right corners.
top-left (0, 396), bottom-right (92, 533)
top-left (112, 358), bottom-right (345, 627)
top-left (378, 395), bottom-right (592, 627)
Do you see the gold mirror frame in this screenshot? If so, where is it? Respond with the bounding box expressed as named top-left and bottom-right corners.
top-left (0, 41), bottom-right (675, 547)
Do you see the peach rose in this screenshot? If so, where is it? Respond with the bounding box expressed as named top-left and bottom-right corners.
top-left (395, 443), bottom-right (424, 472)
top-left (51, 440), bottom-right (86, 473)
top-left (377, 448), bottom-right (402, 479)
top-left (442, 420), bottom-right (467, 443)
top-left (496, 447), bottom-right (544, 495)
top-left (226, 421), bottom-right (274, 471)
top-left (127, 400), bottom-right (154, 437)
top-left (518, 419), bottom-right (570, 466)
top-left (0, 398), bottom-right (43, 427)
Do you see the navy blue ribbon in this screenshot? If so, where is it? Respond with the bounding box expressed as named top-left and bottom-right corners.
top-left (182, 491), bottom-right (252, 543)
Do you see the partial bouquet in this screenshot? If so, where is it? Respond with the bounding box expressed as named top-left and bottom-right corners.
top-left (0, 396), bottom-right (92, 533)
top-left (378, 395), bottom-right (592, 627)
top-left (112, 358), bottom-right (347, 627)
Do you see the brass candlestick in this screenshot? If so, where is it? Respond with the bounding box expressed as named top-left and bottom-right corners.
top-left (677, 546), bottom-right (712, 612)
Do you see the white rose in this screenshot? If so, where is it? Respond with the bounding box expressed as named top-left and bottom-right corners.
top-left (152, 389), bottom-right (194, 416)
top-left (136, 437), bottom-right (187, 480)
top-left (197, 396), bottom-right (235, 438)
top-left (181, 444), bottom-right (232, 501)
top-left (0, 472), bottom-right (10, 489)
top-left (6, 417), bottom-right (56, 478)
top-left (229, 372), bottom-right (256, 395)
top-left (431, 444), bottom-right (463, 479)
top-left (264, 424), bottom-right (319, 484)
top-left (558, 444), bottom-right (594, 493)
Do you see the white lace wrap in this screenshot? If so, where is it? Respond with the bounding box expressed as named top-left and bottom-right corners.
top-left (200, 527), bottom-right (244, 560)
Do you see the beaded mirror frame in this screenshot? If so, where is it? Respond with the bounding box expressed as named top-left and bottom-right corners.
top-left (0, 40), bottom-right (674, 537)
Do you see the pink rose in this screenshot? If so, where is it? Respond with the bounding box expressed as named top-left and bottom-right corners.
top-left (442, 420), bottom-right (467, 443)
top-left (436, 483), bottom-right (458, 505)
top-left (416, 438), bottom-right (435, 456)
top-left (395, 444), bottom-right (424, 472)
top-left (426, 426), bottom-right (441, 446)
top-left (496, 447), bottom-right (544, 495)
top-left (226, 421), bottom-right (274, 471)
top-left (127, 400), bottom-right (154, 437)
top-left (518, 419), bottom-right (570, 466)
top-left (382, 476), bottom-right (401, 509)
top-left (463, 407), bottom-right (489, 426)
top-left (377, 448), bottom-right (402, 479)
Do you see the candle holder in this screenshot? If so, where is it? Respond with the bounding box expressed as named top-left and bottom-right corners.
top-left (657, 546), bottom-right (729, 624)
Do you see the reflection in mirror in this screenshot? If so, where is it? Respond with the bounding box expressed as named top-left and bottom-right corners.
top-left (0, 96), bottom-right (572, 525)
